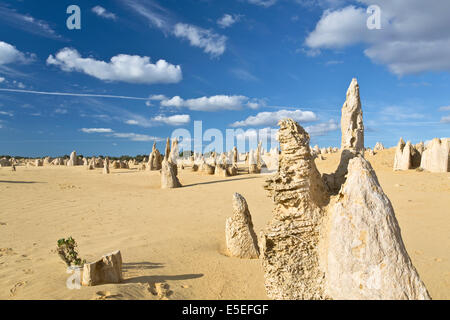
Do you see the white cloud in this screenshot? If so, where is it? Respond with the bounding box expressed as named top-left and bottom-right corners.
top-left (125, 120), bottom-right (139, 125)
top-left (123, 1), bottom-right (227, 57)
top-left (0, 76), bottom-right (4, 83)
top-left (247, 0), bottom-right (277, 8)
top-left (305, 0), bottom-right (450, 75)
top-left (111, 132), bottom-right (163, 142)
top-left (231, 68), bottom-right (259, 81)
top-left (305, 119), bottom-right (339, 136)
top-left (0, 4), bottom-right (61, 39)
top-left (441, 116), bottom-right (450, 123)
top-left (0, 110), bottom-right (13, 117)
top-left (230, 109), bottom-right (318, 127)
top-left (217, 14), bottom-right (241, 28)
top-left (92, 6), bottom-right (117, 20)
top-left (0, 41), bottom-right (27, 65)
top-left (161, 95), bottom-right (257, 111)
top-left (149, 94), bottom-right (168, 101)
top-left (12, 80), bottom-right (25, 89)
top-left (81, 128), bottom-right (114, 133)
top-left (439, 106), bottom-right (450, 111)
top-left (54, 108), bottom-right (68, 114)
top-left (47, 48), bottom-right (182, 84)
top-left (153, 114), bottom-right (190, 126)
top-left (173, 23), bottom-right (227, 57)
top-left (380, 106), bottom-right (425, 120)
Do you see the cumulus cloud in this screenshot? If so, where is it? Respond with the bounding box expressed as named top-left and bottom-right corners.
top-left (230, 109), bottom-right (318, 127)
top-left (92, 6), bottom-right (117, 20)
top-left (81, 128), bottom-right (114, 133)
top-left (0, 41), bottom-right (29, 65)
top-left (217, 14), bottom-right (241, 28)
top-left (305, 119), bottom-right (339, 136)
top-left (0, 77), bottom-right (4, 83)
top-left (153, 114), bottom-right (190, 126)
top-left (439, 106), bottom-right (450, 111)
top-left (305, 0), bottom-right (450, 75)
top-left (47, 48), bottom-right (182, 84)
top-left (441, 116), bottom-right (450, 123)
top-left (160, 95), bottom-right (259, 111)
top-left (173, 23), bottom-right (227, 57)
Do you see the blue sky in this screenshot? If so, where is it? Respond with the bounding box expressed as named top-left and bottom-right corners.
top-left (0, 0), bottom-right (449, 157)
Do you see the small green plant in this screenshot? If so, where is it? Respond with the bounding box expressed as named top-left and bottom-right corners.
top-left (57, 237), bottom-right (86, 267)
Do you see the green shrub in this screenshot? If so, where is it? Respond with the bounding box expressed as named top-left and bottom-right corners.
top-left (57, 237), bottom-right (86, 267)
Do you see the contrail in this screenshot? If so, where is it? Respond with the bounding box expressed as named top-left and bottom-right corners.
top-left (0, 88), bottom-right (149, 100)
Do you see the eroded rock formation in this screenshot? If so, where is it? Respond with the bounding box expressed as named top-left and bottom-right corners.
top-left (82, 250), bottom-right (123, 286)
top-left (225, 193), bottom-right (259, 259)
top-left (160, 138), bottom-right (181, 189)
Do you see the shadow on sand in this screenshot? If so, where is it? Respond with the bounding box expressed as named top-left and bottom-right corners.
top-left (182, 176), bottom-right (258, 188)
top-left (0, 180), bottom-right (45, 184)
top-left (125, 273), bottom-right (204, 284)
top-left (122, 262), bottom-right (165, 271)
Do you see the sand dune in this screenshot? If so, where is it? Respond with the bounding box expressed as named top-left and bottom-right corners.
top-left (0, 148), bottom-right (448, 299)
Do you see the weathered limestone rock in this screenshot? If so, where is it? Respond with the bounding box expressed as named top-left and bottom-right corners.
top-left (43, 157), bottom-right (52, 166)
top-left (227, 164), bottom-right (238, 176)
top-left (341, 78), bottom-right (364, 153)
top-left (393, 138), bottom-right (412, 171)
top-left (261, 119), bottom-right (329, 300)
top-left (203, 163), bottom-right (215, 175)
top-left (148, 142), bottom-right (162, 170)
top-left (420, 138), bottom-right (449, 172)
top-left (67, 151), bottom-right (77, 166)
top-left (111, 161), bottom-right (120, 169)
top-left (160, 138), bottom-right (181, 188)
top-left (261, 117), bottom-right (430, 300)
top-left (248, 150), bottom-right (260, 174)
top-left (87, 157), bottom-right (96, 170)
top-left (35, 159), bottom-right (43, 167)
top-left (103, 158), bottom-right (110, 174)
top-left (374, 142), bottom-right (385, 152)
top-left (325, 156), bottom-right (430, 299)
top-left (323, 78), bottom-right (364, 193)
top-left (82, 250), bottom-right (123, 286)
top-left (232, 146), bottom-right (238, 165)
top-left (11, 164), bottom-right (16, 171)
top-left (225, 193), bottom-right (259, 259)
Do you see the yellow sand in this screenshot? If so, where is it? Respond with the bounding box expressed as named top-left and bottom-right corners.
top-left (0, 148), bottom-right (449, 300)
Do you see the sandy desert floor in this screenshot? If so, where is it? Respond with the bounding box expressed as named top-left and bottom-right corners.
top-left (0, 148), bottom-right (449, 300)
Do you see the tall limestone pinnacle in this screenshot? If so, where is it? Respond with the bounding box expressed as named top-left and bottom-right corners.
top-left (341, 78), bottom-right (364, 153)
top-left (260, 79), bottom-right (430, 300)
top-left (323, 78), bottom-right (365, 193)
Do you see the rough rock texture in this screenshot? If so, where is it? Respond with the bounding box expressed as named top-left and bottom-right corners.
top-left (324, 156), bottom-right (430, 299)
top-left (248, 150), bottom-right (260, 174)
top-left (323, 78), bottom-right (364, 193)
top-left (160, 138), bottom-right (181, 189)
top-left (82, 250), bottom-right (123, 286)
top-left (393, 138), bottom-right (412, 171)
top-left (420, 138), bottom-right (449, 172)
top-left (373, 142), bottom-right (384, 152)
top-left (261, 119), bottom-right (329, 300)
top-left (103, 158), bottom-right (110, 174)
top-left (261, 117), bottom-right (430, 300)
top-left (148, 142), bottom-right (162, 171)
top-left (225, 193), bottom-right (259, 259)
top-left (67, 151), bottom-right (77, 167)
top-left (341, 78), bottom-right (364, 152)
